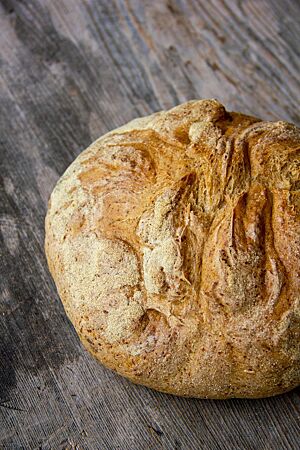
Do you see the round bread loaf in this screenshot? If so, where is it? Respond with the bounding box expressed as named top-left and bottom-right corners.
top-left (45, 100), bottom-right (300, 398)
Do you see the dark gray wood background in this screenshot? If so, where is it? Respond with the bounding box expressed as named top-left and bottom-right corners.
top-left (1, 0), bottom-right (300, 448)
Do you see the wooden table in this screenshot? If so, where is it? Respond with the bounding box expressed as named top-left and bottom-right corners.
top-left (1, 1), bottom-right (299, 448)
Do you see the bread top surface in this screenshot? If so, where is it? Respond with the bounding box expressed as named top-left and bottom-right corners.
top-left (45, 99), bottom-right (300, 398)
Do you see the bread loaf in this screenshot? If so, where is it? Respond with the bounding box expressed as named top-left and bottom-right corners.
top-left (45, 99), bottom-right (300, 398)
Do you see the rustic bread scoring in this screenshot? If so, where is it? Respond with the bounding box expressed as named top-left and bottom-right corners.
top-left (45, 99), bottom-right (300, 398)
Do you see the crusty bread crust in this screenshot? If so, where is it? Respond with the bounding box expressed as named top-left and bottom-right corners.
top-left (45, 100), bottom-right (300, 398)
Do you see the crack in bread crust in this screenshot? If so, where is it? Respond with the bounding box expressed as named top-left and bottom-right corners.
top-left (45, 99), bottom-right (300, 398)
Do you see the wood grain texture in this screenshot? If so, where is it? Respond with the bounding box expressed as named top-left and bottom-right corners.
top-left (0, 0), bottom-right (299, 448)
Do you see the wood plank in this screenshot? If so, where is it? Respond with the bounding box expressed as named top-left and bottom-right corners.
top-left (0, 0), bottom-right (299, 448)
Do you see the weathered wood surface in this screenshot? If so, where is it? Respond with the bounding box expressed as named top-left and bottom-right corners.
top-left (1, 0), bottom-right (300, 448)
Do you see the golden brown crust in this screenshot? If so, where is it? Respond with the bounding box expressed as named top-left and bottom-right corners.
top-left (45, 99), bottom-right (300, 398)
